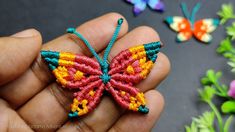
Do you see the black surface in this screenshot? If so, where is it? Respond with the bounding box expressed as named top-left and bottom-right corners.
top-left (0, 0), bottom-right (235, 131)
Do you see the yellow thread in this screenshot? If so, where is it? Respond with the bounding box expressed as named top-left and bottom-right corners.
top-left (58, 59), bottom-right (74, 67)
top-left (60, 53), bottom-right (76, 61)
top-left (129, 45), bottom-right (145, 54)
top-left (129, 93), bottom-right (146, 111)
top-left (126, 65), bottom-right (135, 74)
top-left (121, 91), bottom-right (126, 96)
top-left (53, 68), bottom-right (68, 86)
top-left (136, 93), bottom-right (146, 105)
top-left (89, 90), bottom-right (95, 96)
top-left (74, 71), bottom-right (83, 81)
top-left (71, 99), bottom-right (89, 116)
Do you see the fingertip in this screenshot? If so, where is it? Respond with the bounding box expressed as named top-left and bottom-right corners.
top-left (156, 52), bottom-right (171, 81)
top-left (145, 90), bottom-right (165, 118)
top-left (0, 29), bottom-right (42, 85)
top-left (105, 12), bottom-right (129, 35)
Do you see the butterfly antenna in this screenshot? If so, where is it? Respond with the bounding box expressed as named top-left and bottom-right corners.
top-left (103, 18), bottom-right (123, 64)
top-left (66, 18), bottom-right (124, 76)
top-left (180, 2), bottom-right (201, 25)
top-left (66, 27), bottom-right (103, 65)
top-left (180, 2), bottom-right (190, 21)
top-left (190, 3), bottom-right (201, 25)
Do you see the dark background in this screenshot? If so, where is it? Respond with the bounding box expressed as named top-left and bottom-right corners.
top-left (0, 0), bottom-right (235, 131)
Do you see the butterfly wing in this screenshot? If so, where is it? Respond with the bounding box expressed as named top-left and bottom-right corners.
top-left (126, 0), bottom-right (147, 16)
top-left (148, 0), bottom-right (165, 12)
top-left (41, 51), bottom-right (104, 117)
top-left (107, 42), bottom-right (161, 113)
top-left (193, 19), bottom-right (220, 43)
top-left (165, 16), bottom-right (193, 42)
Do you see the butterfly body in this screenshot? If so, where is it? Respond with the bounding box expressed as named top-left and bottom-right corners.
top-left (165, 3), bottom-right (220, 43)
top-left (126, 0), bottom-right (165, 16)
top-left (41, 42), bottom-right (161, 118)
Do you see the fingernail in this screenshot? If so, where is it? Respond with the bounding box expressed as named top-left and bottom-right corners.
top-left (11, 29), bottom-right (37, 38)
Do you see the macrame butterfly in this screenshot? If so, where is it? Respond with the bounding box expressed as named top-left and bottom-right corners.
top-left (165, 3), bottom-right (220, 43)
top-left (126, 0), bottom-right (165, 16)
top-left (41, 18), bottom-right (161, 118)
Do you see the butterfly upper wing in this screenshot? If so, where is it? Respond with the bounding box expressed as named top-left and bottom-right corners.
top-left (193, 19), bottom-right (220, 43)
top-left (126, 0), bottom-right (147, 16)
top-left (107, 42), bottom-right (161, 113)
top-left (41, 51), bottom-right (104, 117)
top-left (148, 0), bottom-right (165, 12)
top-left (165, 16), bottom-right (193, 42)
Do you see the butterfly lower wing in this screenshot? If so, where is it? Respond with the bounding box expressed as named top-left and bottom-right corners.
top-left (148, 0), bottom-right (165, 12)
top-left (41, 51), bottom-right (104, 117)
top-left (165, 16), bottom-right (192, 42)
top-left (193, 19), bottom-right (220, 43)
top-left (126, 0), bottom-right (147, 15)
top-left (107, 80), bottom-right (149, 113)
top-left (69, 82), bottom-right (105, 118)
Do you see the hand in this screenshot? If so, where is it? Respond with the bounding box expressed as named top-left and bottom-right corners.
top-left (0, 13), bottom-right (170, 132)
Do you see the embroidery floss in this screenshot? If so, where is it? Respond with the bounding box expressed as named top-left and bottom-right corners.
top-left (41, 18), bottom-right (161, 118)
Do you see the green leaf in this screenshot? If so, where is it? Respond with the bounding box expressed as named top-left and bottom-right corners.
top-left (201, 77), bottom-right (212, 85)
top-left (202, 70), bottom-right (222, 85)
top-left (199, 86), bottom-right (216, 103)
top-left (185, 121), bottom-right (198, 132)
top-left (221, 100), bottom-right (235, 113)
top-left (228, 59), bottom-right (235, 72)
top-left (190, 111), bottom-right (215, 132)
top-left (226, 22), bottom-right (235, 40)
top-left (217, 38), bottom-right (233, 54)
top-left (224, 115), bottom-right (233, 132)
top-left (223, 52), bottom-right (234, 58)
top-left (217, 3), bottom-right (235, 24)
top-left (207, 70), bottom-right (216, 84)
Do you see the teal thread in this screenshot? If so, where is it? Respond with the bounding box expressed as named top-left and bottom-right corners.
top-left (138, 105), bottom-right (149, 114)
top-left (100, 74), bottom-right (111, 84)
top-left (143, 42), bottom-right (161, 62)
top-left (103, 18), bottom-right (123, 64)
top-left (66, 28), bottom-right (103, 64)
top-left (190, 3), bottom-right (201, 25)
top-left (180, 2), bottom-right (201, 26)
top-left (181, 3), bottom-right (191, 20)
top-left (67, 18), bottom-right (124, 84)
top-left (68, 112), bottom-right (78, 118)
top-left (40, 51), bottom-right (60, 70)
top-left (41, 50), bottom-right (60, 59)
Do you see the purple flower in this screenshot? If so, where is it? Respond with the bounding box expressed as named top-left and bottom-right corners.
top-left (228, 80), bottom-right (235, 99)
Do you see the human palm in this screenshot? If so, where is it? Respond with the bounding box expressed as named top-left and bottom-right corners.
top-left (0, 13), bottom-right (170, 132)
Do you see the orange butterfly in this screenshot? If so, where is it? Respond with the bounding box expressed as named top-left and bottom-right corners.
top-left (165, 3), bottom-right (219, 43)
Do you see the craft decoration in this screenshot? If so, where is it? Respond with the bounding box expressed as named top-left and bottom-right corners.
top-left (165, 3), bottom-right (220, 43)
top-left (126, 0), bottom-right (165, 16)
top-left (41, 18), bottom-right (161, 118)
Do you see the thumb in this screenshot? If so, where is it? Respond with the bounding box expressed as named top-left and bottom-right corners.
top-left (0, 29), bottom-right (42, 86)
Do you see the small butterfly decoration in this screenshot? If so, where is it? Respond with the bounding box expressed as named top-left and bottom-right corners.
top-left (165, 3), bottom-right (220, 43)
top-left (41, 18), bottom-right (161, 118)
top-left (126, 0), bottom-right (165, 16)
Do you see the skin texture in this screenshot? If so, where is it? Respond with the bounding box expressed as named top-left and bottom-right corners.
top-left (0, 13), bottom-right (170, 132)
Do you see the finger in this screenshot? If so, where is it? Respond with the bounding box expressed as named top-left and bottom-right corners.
top-left (0, 29), bottom-right (42, 86)
top-left (0, 13), bottom-right (128, 109)
top-left (53, 26), bottom-right (169, 132)
top-left (0, 99), bottom-right (33, 132)
top-left (109, 90), bottom-right (164, 132)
